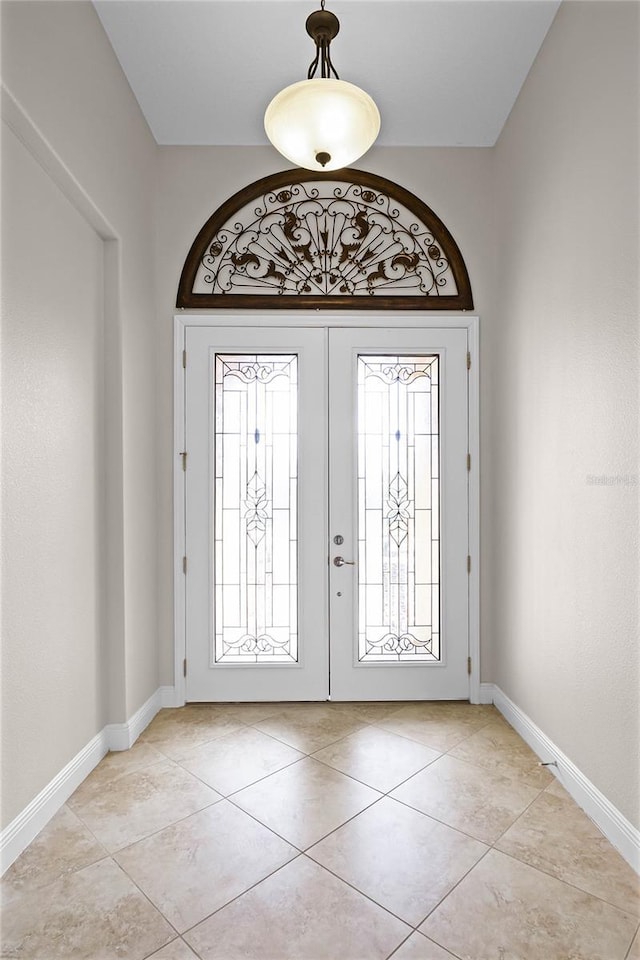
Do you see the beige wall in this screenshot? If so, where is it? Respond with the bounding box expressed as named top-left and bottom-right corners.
top-left (155, 144), bottom-right (496, 684)
top-left (492, 1), bottom-right (639, 825)
top-left (1, 0), bottom-right (158, 827)
top-left (1, 125), bottom-right (106, 826)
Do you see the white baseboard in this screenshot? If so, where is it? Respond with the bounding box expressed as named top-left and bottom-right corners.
top-left (105, 687), bottom-right (163, 751)
top-left (1, 685), bottom-right (178, 874)
top-left (482, 683), bottom-right (639, 875)
top-left (478, 682), bottom-right (495, 704)
top-left (159, 684), bottom-right (185, 709)
top-left (0, 730), bottom-right (109, 875)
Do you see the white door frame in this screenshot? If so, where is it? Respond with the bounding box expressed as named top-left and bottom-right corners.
top-left (173, 312), bottom-right (480, 704)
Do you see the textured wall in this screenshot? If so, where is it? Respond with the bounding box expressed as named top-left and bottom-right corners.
top-left (1, 0), bottom-right (158, 827)
top-left (1, 126), bottom-right (105, 827)
top-left (155, 144), bottom-right (496, 686)
top-left (491, 1), bottom-right (639, 825)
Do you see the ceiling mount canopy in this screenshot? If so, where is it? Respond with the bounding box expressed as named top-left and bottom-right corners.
top-left (264, 1), bottom-right (380, 172)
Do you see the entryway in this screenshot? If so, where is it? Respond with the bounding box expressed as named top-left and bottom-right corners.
top-left (179, 319), bottom-right (475, 703)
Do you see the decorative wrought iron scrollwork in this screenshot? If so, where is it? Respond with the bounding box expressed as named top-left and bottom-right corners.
top-left (177, 169), bottom-right (474, 310)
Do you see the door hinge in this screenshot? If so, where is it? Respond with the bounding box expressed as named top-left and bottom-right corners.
top-left (180, 451), bottom-right (187, 471)
top-left (183, 658), bottom-right (187, 677)
top-left (182, 555), bottom-right (187, 574)
top-left (182, 349), bottom-right (187, 369)
top-left (466, 351), bottom-right (471, 370)
top-left (467, 453), bottom-right (471, 471)
top-left (467, 555), bottom-right (471, 573)
top-left (467, 656), bottom-right (472, 675)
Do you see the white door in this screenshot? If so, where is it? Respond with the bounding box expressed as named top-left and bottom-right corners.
top-left (184, 324), bottom-right (469, 701)
top-left (185, 326), bottom-right (328, 701)
top-left (329, 327), bottom-right (469, 700)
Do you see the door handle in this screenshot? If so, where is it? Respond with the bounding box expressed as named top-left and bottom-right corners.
top-left (333, 556), bottom-right (356, 567)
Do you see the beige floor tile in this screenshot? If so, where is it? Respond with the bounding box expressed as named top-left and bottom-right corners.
top-left (141, 708), bottom-right (245, 760)
top-left (448, 720), bottom-right (553, 788)
top-left (225, 702), bottom-right (286, 723)
top-left (496, 790), bottom-right (640, 916)
top-left (115, 801), bottom-right (298, 932)
top-left (391, 754), bottom-right (541, 843)
top-left (67, 741), bottom-right (167, 809)
top-left (0, 857), bottom-right (173, 960)
top-left (308, 796), bottom-right (486, 925)
top-left (544, 777), bottom-right (573, 800)
top-left (312, 725), bottom-right (441, 792)
top-left (184, 855), bottom-right (410, 960)
top-left (153, 703), bottom-right (241, 721)
top-left (375, 707), bottom-right (490, 752)
top-left (253, 709), bottom-right (367, 753)
top-left (72, 758), bottom-right (221, 852)
top-left (390, 932), bottom-right (458, 959)
top-left (421, 848), bottom-right (637, 960)
top-left (1, 805), bottom-right (106, 905)
top-left (148, 939), bottom-right (200, 960)
top-left (266, 701), bottom-right (360, 720)
top-left (391, 701), bottom-right (497, 722)
top-left (333, 701), bottom-right (411, 723)
top-left (179, 726), bottom-right (304, 795)
top-left (627, 928), bottom-right (640, 960)
top-left (231, 756), bottom-right (381, 848)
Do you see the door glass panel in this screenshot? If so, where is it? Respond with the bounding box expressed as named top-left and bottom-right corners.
top-left (214, 354), bottom-right (298, 664)
top-left (357, 355), bottom-right (440, 662)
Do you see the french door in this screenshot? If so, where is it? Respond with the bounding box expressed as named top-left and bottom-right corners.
top-left (184, 324), bottom-right (469, 702)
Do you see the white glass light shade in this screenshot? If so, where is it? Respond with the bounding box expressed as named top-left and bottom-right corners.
top-left (264, 78), bottom-right (380, 172)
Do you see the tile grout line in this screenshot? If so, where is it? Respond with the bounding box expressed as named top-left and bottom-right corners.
top-left (622, 921), bottom-right (640, 960)
top-left (385, 929), bottom-right (467, 960)
top-left (6, 703), bottom-right (635, 960)
top-left (309, 750), bottom-right (442, 795)
top-left (177, 853), bottom-right (306, 942)
top-left (489, 846), bottom-right (640, 921)
top-left (141, 933), bottom-right (205, 960)
top-left (178, 750), bottom-right (307, 798)
top-left (438, 738), bottom-right (551, 787)
top-left (72, 789), bottom-right (223, 858)
top-left (387, 792), bottom-right (497, 848)
top-left (225, 775), bottom-right (384, 854)
top-left (436, 720), bottom-right (555, 788)
top-left (487, 779), bottom-right (640, 919)
top-left (299, 851), bottom-right (416, 930)
top-left (79, 715), bottom-right (640, 940)
top-left (109, 855), bottom-right (184, 941)
top-left (413, 843), bottom-right (495, 935)
top-left (3, 706), bottom-right (503, 907)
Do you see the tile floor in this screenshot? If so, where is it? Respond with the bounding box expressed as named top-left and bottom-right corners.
top-left (2, 701), bottom-right (638, 960)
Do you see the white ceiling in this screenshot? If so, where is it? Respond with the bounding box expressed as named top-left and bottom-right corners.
top-left (94, 0), bottom-right (560, 147)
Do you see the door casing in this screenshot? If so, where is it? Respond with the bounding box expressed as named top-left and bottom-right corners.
top-left (173, 312), bottom-right (480, 704)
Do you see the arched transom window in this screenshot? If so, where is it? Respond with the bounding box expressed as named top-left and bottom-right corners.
top-left (177, 168), bottom-right (473, 311)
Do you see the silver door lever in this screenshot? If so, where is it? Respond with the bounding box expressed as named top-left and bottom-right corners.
top-left (333, 556), bottom-right (356, 567)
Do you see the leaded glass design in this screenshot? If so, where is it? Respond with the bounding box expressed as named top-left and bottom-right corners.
top-left (214, 354), bottom-right (298, 664)
top-left (357, 355), bottom-right (440, 662)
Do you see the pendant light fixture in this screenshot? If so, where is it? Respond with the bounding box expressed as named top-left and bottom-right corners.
top-left (264, 1), bottom-right (380, 172)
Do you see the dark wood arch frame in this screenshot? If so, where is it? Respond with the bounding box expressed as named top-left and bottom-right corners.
top-left (176, 168), bottom-right (474, 311)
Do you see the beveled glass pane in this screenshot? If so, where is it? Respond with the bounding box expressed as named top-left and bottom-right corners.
top-left (214, 354), bottom-right (298, 664)
top-left (357, 355), bottom-right (440, 662)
